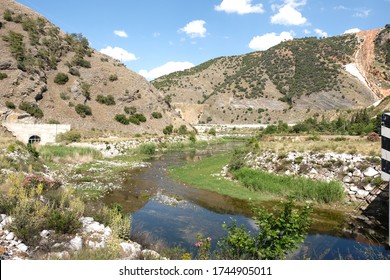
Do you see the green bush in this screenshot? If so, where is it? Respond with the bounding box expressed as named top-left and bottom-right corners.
top-left (163, 124), bottom-right (173, 135)
top-left (217, 200), bottom-right (312, 260)
top-left (208, 128), bottom-right (216, 136)
top-left (114, 114), bottom-right (129, 125)
top-left (56, 130), bottom-right (81, 143)
top-left (18, 101), bottom-right (44, 118)
top-left (139, 143), bottom-right (157, 155)
top-left (128, 115), bottom-right (140, 125)
top-left (54, 72), bottom-right (69, 85)
top-left (0, 72), bottom-right (8, 80)
top-left (3, 9), bottom-right (13, 21)
top-left (177, 125), bottom-right (188, 135)
top-left (96, 94), bottom-right (116, 105)
top-left (5, 101), bottom-right (15, 109)
top-left (75, 104), bottom-right (92, 118)
top-left (60, 92), bottom-right (70, 100)
top-left (151, 112), bottom-right (163, 119)
top-left (109, 74), bottom-right (118, 82)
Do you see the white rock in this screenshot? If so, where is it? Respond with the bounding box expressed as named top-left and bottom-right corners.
top-left (120, 242), bottom-right (142, 259)
top-left (343, 176), bottom-right (352, 183)
top-left (352, 170), bottom-right (363, 177)
top-left (2, 216), bottom-right (13, 226)
top-left (80, 217), bottom-right (94, 225)
top-left (309, 168), bottom-right (318, 175)
top-left (40, 230), bottom-right (50, 238)
top-left (69, 236), bottom-right (83, 251)
top-left (364, 184), bottom-right (374, 191)
top-left (142, 249), bottom-right (161, 260)
top-left (84, 222), bottom-right (105, 233)
top-left (103, 227), bottom-right (112, 237)
top-left (16, 243), bottom-right (28, 252)
top-left (350, 186), bottom-right (358, 192)
top-left (363, 167), bottom-right (379, 177)
top-left (6, 232), bottom-right (15, 241)
top-left (356, 189), bottom-right (369, 198)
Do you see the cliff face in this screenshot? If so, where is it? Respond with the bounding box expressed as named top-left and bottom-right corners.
top-left (153, 27), bottom-right (390, 125)
top-left (0, 0), bottom-right (187, 135)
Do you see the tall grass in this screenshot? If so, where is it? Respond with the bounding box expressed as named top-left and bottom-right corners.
top-left (233, 168), bottom-right (344, 203)
top-left (38, 145), bottom-right (102, 161)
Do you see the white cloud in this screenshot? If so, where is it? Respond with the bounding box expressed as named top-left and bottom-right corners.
top-left (354, 9), bottom-right (371, 18)
top-left (153, 32), bottom-right (161, 38)
top-left (114, 30), bottom-right (128, 38)
top-left (139, 61), bottom-right (195, 80)
top-left (304, 29), bottom-right (311, 34)
top-left (333, 5), bottom-right (349, 10)
top-left (271, 5), bottom-right (307, 25)
top-left (215, 0), bottom-right (264, 15)
top-left (179, 20), bottom-right (207, 38)
top-left (314, 28), bottom-right (328, 37)
top-left (344, 28), bottom-right (361, 34)
top-left (99, 46), bottom-right (137, 62)
top-left (249, 31), bottom-right (294, 51)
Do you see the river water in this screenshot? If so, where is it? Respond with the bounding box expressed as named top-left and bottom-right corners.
top-left (103, 143), bottom-right (390, 259)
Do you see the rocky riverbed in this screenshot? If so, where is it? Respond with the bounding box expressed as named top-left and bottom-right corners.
top-left (0, 214), bottom-right (165, 260)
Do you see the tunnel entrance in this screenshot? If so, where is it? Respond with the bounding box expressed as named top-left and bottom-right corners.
top-left (28, 135), bottom-right (41, 144)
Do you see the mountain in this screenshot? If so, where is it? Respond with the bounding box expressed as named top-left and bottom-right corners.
top-left (0, 0), bottom-right (187, 136)
top-left (153, 27), bottom-right (390, 125)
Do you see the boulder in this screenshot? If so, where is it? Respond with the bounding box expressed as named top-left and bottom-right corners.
top-left (69, 236), bottom-right (83, 251)
top-left (356, 189), bottom-right (369, 199)
top-left (120, 242), bottom-right (142, 259)
top-left (363, 167), bottom-right (379, 177)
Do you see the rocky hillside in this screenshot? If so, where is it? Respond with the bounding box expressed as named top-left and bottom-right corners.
top-left (0, 0), bottom-right (187, 136)
top-left (153, 27), bottom-right (390, 125)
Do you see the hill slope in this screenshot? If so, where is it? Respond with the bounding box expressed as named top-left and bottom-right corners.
top-left (153, 27), bottom-right (390, 125)
top-left (0, 0), bottom-right (187, 136)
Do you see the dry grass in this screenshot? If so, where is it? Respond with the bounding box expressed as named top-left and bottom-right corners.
top-left (258, 135), bottom-right (380, 156)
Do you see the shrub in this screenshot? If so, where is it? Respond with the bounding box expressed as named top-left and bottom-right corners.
top-left (134, 113), bottom-right (146, 123)
top-left (80, 82), bottom-right (91, 101)
top-left (56, 130), bottom-right (81, 143)
top-left (3, 9), bottom-right (13, 21)
top-left (60, 92), bottom-right (70, 100)
top-left (139, 143), bottom-right (156, 155)
top-left (75, 104), bottom-right (92, 118)
top-left (109, 74), bottom-right (118, 82)
top-left (208, 128), bottom-right (216, 136)
top-left (163, 124), bottom-right (173, 135)
top-left (18, 101), bottom-right (44, 118)
top-left (177, 125), bottom-right (188, 135)
top-left (54, 72), bottom-right (69, 85)
top-left (5, 101), bottom-right (15, 109)
top-left (217, 200), bottom-right (312, 260)
top-left (22, 175), bottom-right (62, 191)
top-left (128, 115), bottom-right (140, 125)
top-left (0, 72), bottom-right (8, 80)
top-left (96, 94), bottom-right (116, 105)
top-left (151, 112), bottom-right (163, 119)
top-left (367, 132), bottom-right (380, 142)
top-left (124, 106), bottom-right (137, 115)
top-left (114, 114), bottom-right (129, 125)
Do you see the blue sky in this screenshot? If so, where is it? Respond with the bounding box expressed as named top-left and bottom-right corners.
top-left (16, 0), bottom-right (390, 80)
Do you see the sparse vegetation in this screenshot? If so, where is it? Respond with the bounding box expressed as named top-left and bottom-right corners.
top-left (18, 101), bottom-right (44, 118)
top-left (75, 104), bottom-right (92, 118)
top-left (151, 112), bottom-right (163, 119)
top-left (5, 101), bottom-right (16, 109)
top-left (54, 72), bottom-right (69, 85)
top-left (0, 73), bottom-right (8, 80)
top-left (96, 95), bottom-right (116, 105)
top-left (56, 130), bottom-right (81, 143)
top-left (109, 74), bottom-right (118, 82)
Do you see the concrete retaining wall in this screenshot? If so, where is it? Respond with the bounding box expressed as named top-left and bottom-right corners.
top-left (2, 123), bottom-right (71, 144)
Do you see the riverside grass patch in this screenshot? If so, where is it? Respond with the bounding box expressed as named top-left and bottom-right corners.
top-left (38, 145), bottom-right (102, 162)
top-left (233, 168), bottom-right (344, 203)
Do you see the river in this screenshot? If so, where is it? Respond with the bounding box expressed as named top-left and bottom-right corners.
top-left (102, 143), bottom-right (390, 259)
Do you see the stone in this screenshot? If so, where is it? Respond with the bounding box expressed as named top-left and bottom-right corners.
top-left (352, 169), bottom-right (363, 178)
top-left (0, 61), bottom-right (12, 70)
top-left (80, 217), bottom-right (94, 225)
top-left (343, 176), bottom-right (352, 183)
top-left (364, 184), bottom-right (374, 191)
top-left (120, 242), bottom-right (142, 259)
top-left (0, 214), bottom-right (5, 223)
top-left (69, 236), bottom-right (83, 251)
top-left (356, 189), bottom-right (369, 198)
top-left (142, 249), bottom-right (161, 260)
top-left (309, 168), bottom-right (318, 175)
top-left (363, 167), bottom-right (379, 177)
top-left (16, 243), bottom-right (28, 253)
top-left (84, 221), bottom-right (105, 233)
top-left (349, 186), bottom-right (358, 192)
top-left (5, 232), bottom-right (15, 241)
top-left (40, 230), bottom-right (50, 238)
